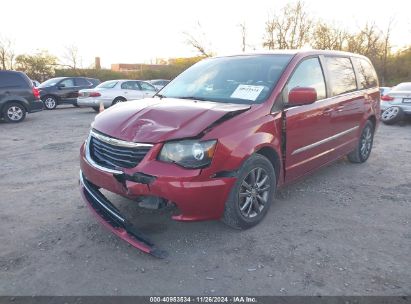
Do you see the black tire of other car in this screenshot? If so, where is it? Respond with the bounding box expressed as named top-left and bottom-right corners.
top-left (73, 101), bottom-right (80, 107)
top-left (92, 106), bottom-right (100, 112)
top-left (3, 102), bottom-right (27, 123)
top-left (112, 97), bottom-right (127, 106)
top-left (381, 106), bottom-right (404, 125)
top-left (223, 154), bottom-right (276, 229)
top-left (347, 120), bottom-right (374, 163)
top-left (43, 95), bottom-right (58, 110)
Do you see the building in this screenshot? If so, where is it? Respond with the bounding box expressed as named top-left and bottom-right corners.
top-left (111, 63), bottom-right (166, 72)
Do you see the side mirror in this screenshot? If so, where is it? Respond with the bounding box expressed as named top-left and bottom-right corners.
top-left (57, 83), bottom-right (66, 89)
top-left (288, 87), bottom-right (317, 106)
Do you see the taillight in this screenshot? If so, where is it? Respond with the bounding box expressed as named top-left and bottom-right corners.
top-left (32, 87), bottom-right (40, 100)
top-left (381, 95), bottom-right (394, 101)
top-left (89, 92), bottom-right (101, 97)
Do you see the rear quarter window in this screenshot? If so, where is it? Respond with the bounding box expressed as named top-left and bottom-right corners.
top-left (324, 57), bottom-right (357, 96)
top-left (355, 58), bottom-right (378, 89)
top-left (0, 72), bottom-right (29, 88)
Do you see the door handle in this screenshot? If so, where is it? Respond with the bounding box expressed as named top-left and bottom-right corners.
top-left (322, 108), bottom-right (333, 115)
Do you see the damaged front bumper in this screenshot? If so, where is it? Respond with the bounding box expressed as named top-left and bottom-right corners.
top-left (79, 171), bottom-right (168, 258)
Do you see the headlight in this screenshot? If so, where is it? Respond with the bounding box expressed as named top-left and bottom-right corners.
top-left (158, 139), bottom-right (217, 168)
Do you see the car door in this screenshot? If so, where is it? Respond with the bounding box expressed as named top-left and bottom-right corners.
top-left (120, 81), bottom-right (139, 100)
top-left (57, 78), bottom-right (76, 101)
top-left (138, 81), bottom-right (157, 98)
top-left (127, 81), bottom-right (145, 100)
top-left (321, 56), bottom-right (365, 155)
top-left (283, 56), bottom-right (337, 183)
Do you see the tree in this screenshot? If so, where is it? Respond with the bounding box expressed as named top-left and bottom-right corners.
top-left (62, 44), bottom-right (81, 69)
top-left (239, 21), bottom-right (247, 52)
top-left (0, 36), bottom-right (15, 70)
top-left (263, 1), bottom-right (313, 49)
top-left (183, 22), bottom-right (214, 57)
top-left (311, 22), bottom-right (347, 50)
top-left (15, 51), bottom-right (58, 81)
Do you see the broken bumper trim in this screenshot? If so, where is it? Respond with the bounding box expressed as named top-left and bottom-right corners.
top-left (79, 171), bottom-right (168, 259)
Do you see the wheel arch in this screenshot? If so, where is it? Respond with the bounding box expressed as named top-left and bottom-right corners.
top-left (1, 99), bottom-right (29, 112)
top-left (255, 146), bottom-right (281, 183)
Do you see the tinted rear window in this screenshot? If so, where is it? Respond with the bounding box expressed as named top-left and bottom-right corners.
top-left (356, 58), bottom-right (378, 89)
top-left (0, 72), bottom-right (29, 88)
top-left (325, 57), bottom-right (357, 96)
top-left (76, 78), bottom-right (92, 86)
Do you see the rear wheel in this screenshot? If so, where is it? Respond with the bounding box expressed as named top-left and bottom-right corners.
top-left (43, 95), bottom-right (57, 110)
top-left (222, 154), bottom-right (276, 230)
top-left (112, 97), bottom-right (126, 106)
top-left (381, 106), bottom-right (404, 125)
top-left (347, 120), bottom-right (374, 163)
top-left (3, 102), bottom-right (26, 123)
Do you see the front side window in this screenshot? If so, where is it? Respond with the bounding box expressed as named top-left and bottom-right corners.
top-left (160, 55), bottom-right (293, 104)
top-left (59, 78), bottom-right (75, 88)
top-left (139, 82), bottom-right (157, 91)
top-left (284, 57), bottom-right (326, 102)
top-left (355, 58), bottom-right (378, 89)
top-left (325, 57), bottom-right (357, 96)
top-left (121, 81), bottom-right (139, 90)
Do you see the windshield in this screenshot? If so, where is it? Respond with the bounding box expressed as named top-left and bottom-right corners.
top-left (39, 78), bottom-right (63, 88)
top-left (160, 55), bottom-right (293, 104)
top-left (97, 80), bottom-right (118, 89)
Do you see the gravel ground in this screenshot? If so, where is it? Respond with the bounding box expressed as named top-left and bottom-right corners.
top-left (0, 106), bottom-right (410, 296)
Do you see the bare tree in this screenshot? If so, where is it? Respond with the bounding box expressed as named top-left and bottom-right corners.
top-left (311, 22), bottom-right (348, 50)
top-left (239, 21), bottom-right (247, 52)
top-left (0, 37), bottom-right (15, 70)
top-left (183, 21), bottom-right (213, 57)
top-left (263, 1), bottom-right (313, 49)
top-left (63, 44), bottom-right (81, 69)
top-left (381, 17), bottom-right (395, 85)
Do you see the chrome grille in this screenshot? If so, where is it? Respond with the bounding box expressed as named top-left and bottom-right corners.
top-left (88, 131), bottom-right (152, 169)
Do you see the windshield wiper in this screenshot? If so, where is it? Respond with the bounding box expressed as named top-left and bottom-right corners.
top-left (176, 96), bottom-right (209, 101)
top-left (154, 93), bottom-right (166, 99)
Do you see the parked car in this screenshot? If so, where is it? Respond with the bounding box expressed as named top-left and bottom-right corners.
top-left (149, 79), bottom-right (170, 90)
top-left (380, 82), bottom-right (411, 124)
top-left (0, 70), bottom-right (43, 123)
top-left (79, 50), bottom-right (380, 257)
top-left (77, 80), bottom-right (157, 111)
top-left (32, 80), bottom-right (41, 87)
top-left (39, 77), bottom-right (100, 110)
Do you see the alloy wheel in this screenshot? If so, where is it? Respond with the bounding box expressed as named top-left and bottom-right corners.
top-left (238, 167), bottom-right (270, 218)
top-left (382, 107), bottom-right (399, 120)
top-left (44, 97), bottom-right (56, 109)
top-left (7, 106), bottom-right (23, 121)
top-left (360, 125), bottom-right (373, 159)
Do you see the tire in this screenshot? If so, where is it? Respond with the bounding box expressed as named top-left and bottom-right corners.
top-left (3, 102), bottom-right (26, 123)
top-left (43, 95), bottom-right (58, 110)
top-left (112, 97), bottom-right (126, 106)
top-left (73, 101), bottom-right (80, 107)
top-left (347, 120), bottom-right (374, 163)
top-left (222, 154), bottom-right (276, 230)
top-left (381, 106), bottom-right (404, 125)
top-left (92, 106), bottom-right (100, 112)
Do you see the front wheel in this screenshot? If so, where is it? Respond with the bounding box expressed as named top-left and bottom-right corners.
top-left (347, 120), bottom-right (374, 163)
top-left (43, 96), bottom-right (57, 110)
top-left (222, 154), bottom-right (276, 230)
top-left (3, 102), bottom-right (26, 123)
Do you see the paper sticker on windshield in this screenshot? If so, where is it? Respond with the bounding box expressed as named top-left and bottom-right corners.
top-left (230, 85), bottom-right (264, 101)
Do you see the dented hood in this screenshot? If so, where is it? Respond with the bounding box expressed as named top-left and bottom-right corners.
top-left (92, 98), bottom-right (250, 143)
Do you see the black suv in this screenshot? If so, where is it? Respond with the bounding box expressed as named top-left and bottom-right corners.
top-left (39, 77), bottom-right (100, 110)
top-left (0, 70), bottom-right (43, 123)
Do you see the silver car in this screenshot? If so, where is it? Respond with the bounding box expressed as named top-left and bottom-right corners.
top-left (77, 79), bottom-right (157, 111)
top-left (380, 83), bottom-right (411, 124)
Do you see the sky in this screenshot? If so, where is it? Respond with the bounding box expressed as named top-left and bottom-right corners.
top-left (1, 0), bottom-right (410, 68)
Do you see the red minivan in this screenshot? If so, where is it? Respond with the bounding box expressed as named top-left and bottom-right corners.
top-left (79, 50), bottom-right (380, 257)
